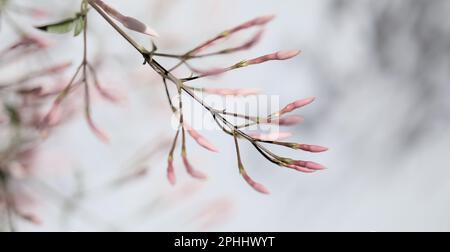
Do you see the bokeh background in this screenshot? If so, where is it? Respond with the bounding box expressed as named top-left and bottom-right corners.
top-left (1, 0), bottom-right (449, 231)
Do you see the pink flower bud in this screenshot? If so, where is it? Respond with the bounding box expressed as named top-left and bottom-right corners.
top-left (242, 171), bottom-right (270, 194)
top-left (95, 0), bottom-right (159, 37)
top-left (31, 8), bottom-right (49, 19)
top-left (249, 131), bottom-right (293, 141)
top-left (167, 159), bottom-right (176, 185)
top-left (252, 15), bottom-right (276, 25)
top-left (231, 15), bottom-right (275, 33)
top-left (235, 29), bottom-right (264, 51)
top-left (287, 164), bottom-right (316, 173)
top-left (194, 67), bottom-right (228, 77)
top-left (45, 62), bottom-right (72, 74)
top-left (18, 87), bottom-right (43, 96)
top-left (185, 125), bottom-right (218, 152)
top-left (279, 97), bottom-right (315, 114)
top-left (121, 16), bottom-right (159, 37)
top-left (41, 100), bottom-right (62, 128)
top-left (9, 36), bottom-right (51, 51)
top-left (297, 144), bottom-right (328, 153)
top-left (182, 156), bottom-right (207, 180)
top-left (246, 55), bottom-right (271, 65)
top-left (86, 114), bottom-right (110, 144)
top-left (274, 50), bottom-right (301, 60)
top-left (274, 115), bottom-right (304, 126)
top-left (293, 160), bottom-right (326, 171)
top-left (246, 49), bottom-right (301, 65)
top-left (93, 83), bottom-right (126, 104)
top-left (17, 212), bottom-right (42, 225)
top-left (190, 15), bottom-right (274, 56)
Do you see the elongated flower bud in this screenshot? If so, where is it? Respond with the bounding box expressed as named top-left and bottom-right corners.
top-left (185, 125), bottom-right (218, 152)
top-left (84, 79), bottom-right (110, 143)
top-left (86, 112), bottom-right (110, 144)
top-left (279, 97), bottom-right (315, 115)
top-left (274, 115), bottom-right (304, 126)
top-left (230, 15), bottom-right (275, 33)
top-left (231, 30), bottom-right (264, 52)
top-left (287, 164), bottom-right (316, 173)
top-left (296, 144), bottom-right (328, 153)
top-left (16, 211), bottom-right (42, 225)
top-left (241, 171), bottom-right (270, 194)
top-left (8, 36), bottom-right (51, 51)
top-left (167, 158), bottom-right (176, 185)
top-left (31, 8), bottom-right (49, 19)
top-left (182, 155), bottom-right (207, 180)
top-left (95, 0), bottom-right (159, 37)
top-left (194, 67), bottom-right (228, 77)
top-left (249, 131), bottom-right (292, 141)
top-left (44, 62), bottom-right (72, 74)
top-left (274, 50), bottom-right (301, 60)
top-left (293, 160), bottom-right (326, 170)
top-left (41, 99), bottom-right (63, 128)
top-left (246, 49), bottom-right (301, 65)
top-left (190, 15), bottom-right (274, 56)
top-left (93, 82), bottom-right (125, 104)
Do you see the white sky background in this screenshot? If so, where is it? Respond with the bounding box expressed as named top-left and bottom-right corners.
top-left (1, 0), bottom-right (449, 231)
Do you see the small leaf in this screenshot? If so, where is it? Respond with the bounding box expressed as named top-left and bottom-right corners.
top-left (36, 17), bottom-right (77, 34)
top-left (4, 104), bottom-right (21, 126)
top-left (73, 16), bottom-right (85, 37)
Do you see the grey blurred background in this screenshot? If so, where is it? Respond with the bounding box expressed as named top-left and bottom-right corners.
top-left (1, 0), bottom-right (449, 231)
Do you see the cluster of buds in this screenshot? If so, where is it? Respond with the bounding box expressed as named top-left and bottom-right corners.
top-left (33, 0), bottom-right (328, 195)
top-left (150, 17), bottom-right (327, 194)
top-left (35, 1), bottom-right (124, 144)
top-left (83, 0), bottom-right (328, 194)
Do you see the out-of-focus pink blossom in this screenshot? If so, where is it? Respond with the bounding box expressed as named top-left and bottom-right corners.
top-left (16, 211), bottom-right (42, 225)
top-left (41, 99), bottom-right (63, 128)
top-left (194, 198), bottom-right (234, 231)
top-left (31, 8), bottom-right (49, 19)
top-left (86, 112), bottom-right (110, 144)
top-left (44, 62), bottom-right (72, 74)
top-left (10, 36), bottom-right (51, 50)
top-left (17, 86), bottom-right (43, 96)
top-left (0, 188), bottom-right (42, 225)
top-left (95, 0), bottom-right (159, 37)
